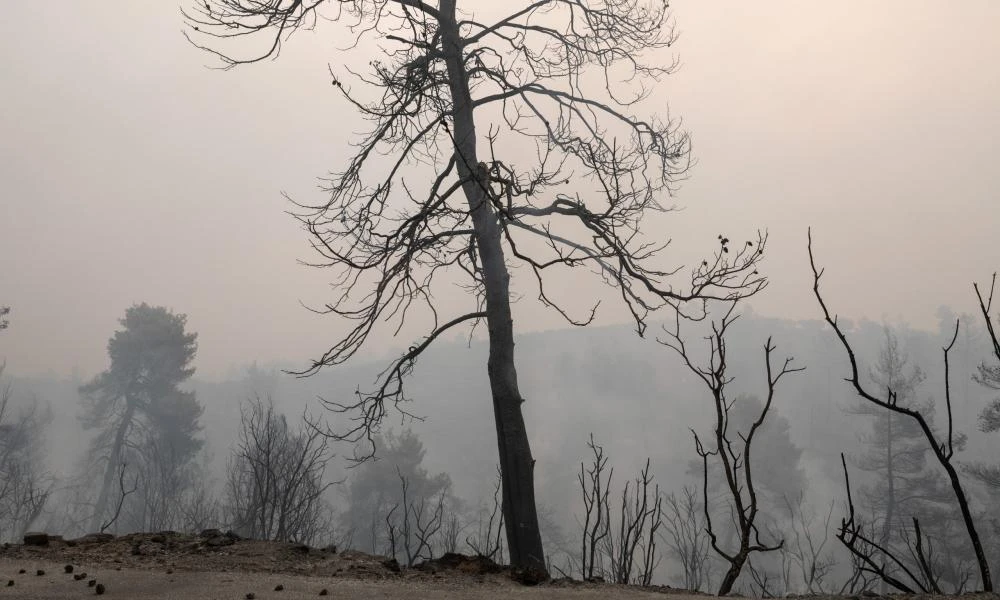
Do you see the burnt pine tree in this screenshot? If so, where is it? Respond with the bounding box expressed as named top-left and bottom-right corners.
top-left (809, 230), bottom-right (993, 591)
top-left (185, 0), bottom-right (766, 572)
top-left (853, 333), bottom-right (948, 547)
top-left (851, 328), bottom-right (970, 590)
top-left (79, 304), bottom-right (200, 532)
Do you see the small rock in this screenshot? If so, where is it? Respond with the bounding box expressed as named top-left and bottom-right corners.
top-left (274, 584), bottom-right (284, 591)
top-left (95, 582), bottom-right (106, 595)
top-left (6, 580), bottom-right (13, 587)
top-left (35, 569), bottom-right (45, 576)
top-left (150, 534), bottom-right (166, 544)
top-left (24, 532), bottom-right (49, 546)
top-left (245, 593), bottom-right (256, 600)
top-left (166, 569), bottom-right (173, 575)
top-left (74, 573), bottom-right (86, 581)
top-left (18, 569), bottom-right (25, 574)
top-left (319, 590), bottom-right (328, 597)
top-left (65, 564), bottom-right (74, 574)
top-left (88, 579), bottom-right (97, 587)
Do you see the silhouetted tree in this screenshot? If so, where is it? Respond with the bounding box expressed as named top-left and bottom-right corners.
top-left (465, 464), bottom-right (505, 562)
top-left (780, 494), bottom-right (837, 595)
top-left (966, 274), bottom-right (1000, 578)
top-left (79, 303), bottom-right (201, 532)
top-left (0, 363), bottom-right (52, 541)
top-left (661, 486), bottom-right (712, 591)
top-left (850, 328), bottom-right (968, 591)
top-left (809, 229), bottom-right (992, 592)
top-left (184, 0), bottom-right (767, 574)
top-left (132, 391), bottom-right (207, 530)
top-left (383, 467), bottom-right (447, 566)
top-left (575, 435), bottom-right (662, 586)
top-left (343, 429), bottom-right (452, 556)
top-left (660, 302), bottom-right (803, 595)
top-left (968, 274), bottom-right (1000, 479)
top-left (226, 395), bottom-right (334, 543)
top-left (710, 393), bottom-right (806, 506)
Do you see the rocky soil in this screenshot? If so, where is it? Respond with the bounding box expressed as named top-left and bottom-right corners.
top-left (0, 530), bottom-right (695, 599)
top-left (2, 531), bottom-right (998, 600)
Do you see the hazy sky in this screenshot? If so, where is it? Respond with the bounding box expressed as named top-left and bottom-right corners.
top-left (2, 1), bottom-right (998, 380)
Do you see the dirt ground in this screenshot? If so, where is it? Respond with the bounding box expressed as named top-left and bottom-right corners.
top-left (0, 558), bottom-right (705, 600)
top-left (0, 531), bottom-right (701, 599)
top-left (2, 532), bottom-right (998, 600)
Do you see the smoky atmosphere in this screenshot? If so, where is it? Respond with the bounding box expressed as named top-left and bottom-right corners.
top-left (0, 1), bottom-right (998, 598)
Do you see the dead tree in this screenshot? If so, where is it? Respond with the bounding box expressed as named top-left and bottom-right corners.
top-left (975, 273), bottom-right (1000, 372)
top-left (225, 395), bottom-right (335, 544)
top-left (184, 0), bottom-right (768, 575)
top-left (465, 465), bottom-right (505, 562)
top-left (384, 468), bottom-right (446, 566)
top-left (179, 477), bottom-right (222, 533)
top-left (782, 494), bottom-right (836, 594)
top-left (578, 434), bottom-right (612, 581)
top-left (967, 274), bottom-right (1000, 482)
top-left (837, 454), bottom-right (935, 593)
top-left (660, 302), bottom-right (802, 595)
top-left (576, 436), bottom-right (663, 585)
top-left (808, 229), bottom-right (993, 591)
top-left (0, 364), bottom-right (52, 541)
top-left (601, 460), bottom-right (662, 586)
top-left (661, 486), bottom-right (713, 591)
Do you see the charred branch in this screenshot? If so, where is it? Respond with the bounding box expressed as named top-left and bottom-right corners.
top-left (659, 302), bottom-right (800, 595)
top-left (808, 228), bottom-right (993, 592)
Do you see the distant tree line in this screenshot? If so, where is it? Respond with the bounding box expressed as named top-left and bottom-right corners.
top-left (0, 254), bottom-right (997, 596)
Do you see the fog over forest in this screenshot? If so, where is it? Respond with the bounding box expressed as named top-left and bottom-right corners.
top-left (1, 0), bottom-right (999, 596)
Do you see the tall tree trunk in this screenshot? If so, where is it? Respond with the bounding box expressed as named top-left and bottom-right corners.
top-left (718, 549), bottom-right (749, 596)
top-left (439, 2), bottom-right (547, 575)
top-left (880, 410), bottom-right (895, 594)
top-left (90, 401), bottom-right (135, 532)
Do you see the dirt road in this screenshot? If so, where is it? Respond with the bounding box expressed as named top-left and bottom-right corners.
top-left (0, 558), bottom-right (700, 600)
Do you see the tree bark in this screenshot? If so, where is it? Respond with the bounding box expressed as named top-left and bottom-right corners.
top-left (718, 550), bottom-right (748, 596)
top-left (439, 2), bottom-right (547, 575)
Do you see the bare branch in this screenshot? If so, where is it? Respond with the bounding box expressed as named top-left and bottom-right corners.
top-left (808, 228), bottom-right (993, 592)
top-left (659, 303), bottom-right (796, 594)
